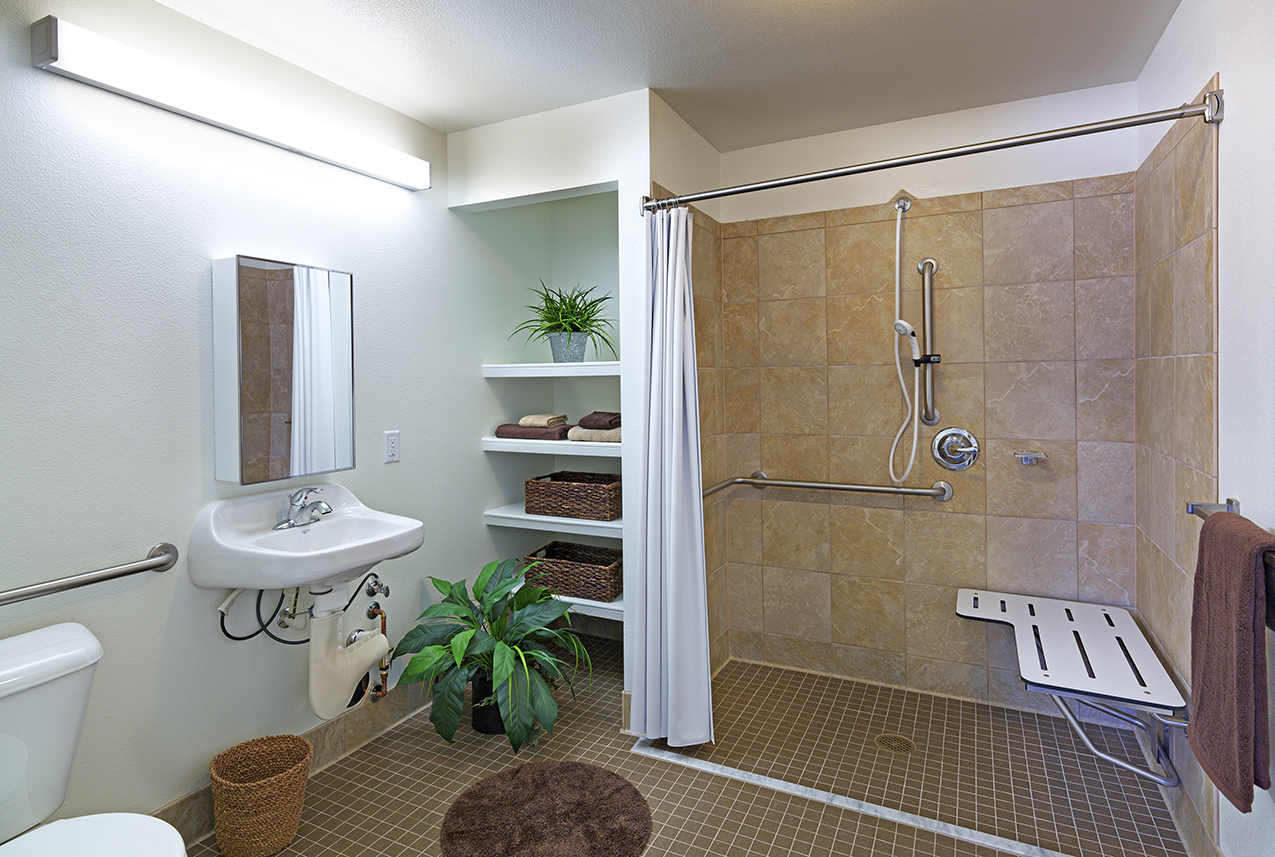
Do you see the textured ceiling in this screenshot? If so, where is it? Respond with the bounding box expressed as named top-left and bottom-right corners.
top-left (155, 0), bottom-right (1184, 152)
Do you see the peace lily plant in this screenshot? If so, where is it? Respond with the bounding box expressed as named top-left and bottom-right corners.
top-left (392, 558), bottom-right (591, 752)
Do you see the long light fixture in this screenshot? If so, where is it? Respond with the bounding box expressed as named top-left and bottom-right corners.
top-left (30, 16), bottom-right (431, 191)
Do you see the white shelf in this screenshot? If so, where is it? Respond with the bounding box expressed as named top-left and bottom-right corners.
top-left (483, 361), bottom-right (620, 378)
top-left (513, 582), bottom-right (624, 622)
top-left (481, 436), bottom-right (622, 457)
top-left (557, 591), bottom-right (624, 622)
top-left (483, 502), bottom-right (622, 538)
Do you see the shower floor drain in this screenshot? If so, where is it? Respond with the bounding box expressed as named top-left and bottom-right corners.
top-left (873, 734), bottom-right (916, 753)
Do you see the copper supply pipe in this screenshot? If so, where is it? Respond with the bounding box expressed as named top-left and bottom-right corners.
top-left (368, 605), bottom-right (390, 701)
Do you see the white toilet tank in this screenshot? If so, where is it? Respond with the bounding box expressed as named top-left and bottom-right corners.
top-left (0, 623), bottom-right (103, 843)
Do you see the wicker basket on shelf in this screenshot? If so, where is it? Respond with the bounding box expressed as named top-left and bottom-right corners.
top-left (524, 470), bottom-right (622, 521)
top-left (524, 541), bottom-right (623, 603)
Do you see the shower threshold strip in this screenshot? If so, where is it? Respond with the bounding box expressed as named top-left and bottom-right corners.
top-left (632, 737), bottom-right (1069, 857)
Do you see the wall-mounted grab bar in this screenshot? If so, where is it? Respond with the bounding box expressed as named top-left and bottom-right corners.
top-left (703, 471), bottom-right (952, 501)
top-left (0, 543), bottom-right (179, 608)
top-left (918, 257), bottom-right (939, 425)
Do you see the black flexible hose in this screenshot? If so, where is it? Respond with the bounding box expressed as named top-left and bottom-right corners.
top-left (257, 589), bottom-right (309, 645)
top-left (220, 573), bottom-right (380, 646)
top-left (219, 590), bottom-right (284, 641)
top-left (344, 572), bottom-right (381, 611)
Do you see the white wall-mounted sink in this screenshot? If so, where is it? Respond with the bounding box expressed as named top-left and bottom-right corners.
top-left (188, 484), bottom-right (423, 590)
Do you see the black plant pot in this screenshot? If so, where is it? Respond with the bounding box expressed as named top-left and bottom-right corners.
top-left (471, 672), bottom-right (505, 735)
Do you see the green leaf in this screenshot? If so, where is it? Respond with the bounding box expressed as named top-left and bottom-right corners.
top-left (428, 664), bottom-right (472, 743)
top-left (495, 657), bottom-right (535, 752)
top-left (472, 560), bottom-right (499, 602)
top-left (527, 668), bottom-right (559, 736)
top-left (392, 622), bottom-right (466, 659)
top-left (398, 646), bottom-right (449, 685)
top-left (429, 577), bottom-right (455, 599)
top-left (484, 574), bottom-right (524, 610)
top-left (468, 629), bottom-right (496, 657)
top-left (450, 629), bottom-right (476, 666)
top-left (420, 602), bottom-right (478, 621)
top-left (451, 583), bottom-right (482, 624)
top-left (492, 641), bottom-right (516, 687)
top-left (504, 599), bottom-right (572, 642)
top-left (512, 584), bottom-right (548, 610)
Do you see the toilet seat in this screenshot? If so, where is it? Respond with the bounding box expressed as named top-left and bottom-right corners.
top-left (0, 813), bottom-right (185, 856)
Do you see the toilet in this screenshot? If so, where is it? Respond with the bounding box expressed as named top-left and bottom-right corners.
top-left (0, 623), bottom-right (186, 855)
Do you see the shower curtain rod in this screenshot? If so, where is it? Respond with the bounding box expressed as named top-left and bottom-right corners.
top-left (642, 91), bottom-right (1223, 213)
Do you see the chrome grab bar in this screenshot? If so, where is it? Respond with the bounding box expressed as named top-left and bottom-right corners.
top-left (0, 543), bottom-right (179, 608)
top-left (703, 471), bottom-right (952, 501)
top-left (918, 257), bottom-right (939, 425)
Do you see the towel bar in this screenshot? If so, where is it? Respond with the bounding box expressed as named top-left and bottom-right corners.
top-left (1186, 498), bottom-right (1275, 630)
top-left (956, 588), bottom-right (1187, 787)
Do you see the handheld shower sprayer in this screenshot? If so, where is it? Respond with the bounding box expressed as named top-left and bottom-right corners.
top-left (893, 319), bottom-right (921, 362)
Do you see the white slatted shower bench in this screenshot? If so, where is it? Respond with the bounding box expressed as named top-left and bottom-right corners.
top-left (956, 589), bottom-right (1189, 787)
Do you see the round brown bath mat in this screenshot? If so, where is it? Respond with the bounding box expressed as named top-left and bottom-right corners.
top-left (440, 761), bottom-right (652, 857)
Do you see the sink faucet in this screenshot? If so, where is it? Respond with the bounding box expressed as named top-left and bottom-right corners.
top-left (274, 487), bottom-right (334, 530)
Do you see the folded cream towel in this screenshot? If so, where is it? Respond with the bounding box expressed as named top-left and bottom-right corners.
top-left (568, 426), bottom-right (621, 443)
top-left (519, 413), bottom-right (567, 428)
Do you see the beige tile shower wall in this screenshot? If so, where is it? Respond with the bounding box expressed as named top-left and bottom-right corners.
top-left (1133, 77), bottom-right (1221, 852)
top-left (717, 177), bottom-right (1137, 710)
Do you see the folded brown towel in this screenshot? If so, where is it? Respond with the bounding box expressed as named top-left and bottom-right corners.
top-left (495, 423), bottom-right (571, 440)
top-left (567, 426), bottom-right (621, 443)
top-left (1190, 511), bottom-right (1275, 812)
top-left (578, 411), bottom-right (621, 430)
top-left (518, 413), bottom-right (567, 428)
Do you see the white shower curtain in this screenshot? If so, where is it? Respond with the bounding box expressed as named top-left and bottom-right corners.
top-left (632, 207), bottom-right (714, 747)
top-left (291, 266), bottom-right (336, 475)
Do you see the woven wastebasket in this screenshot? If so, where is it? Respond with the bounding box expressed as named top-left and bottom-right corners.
top-left (210, 735), bottom-right (312, 857)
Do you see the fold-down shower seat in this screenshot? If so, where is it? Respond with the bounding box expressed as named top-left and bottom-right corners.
top-left (956, 588), bottom-right (1188, 787)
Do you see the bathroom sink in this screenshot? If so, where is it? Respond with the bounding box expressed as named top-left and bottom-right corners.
top-left (188, 484), bottom-right (423, 590)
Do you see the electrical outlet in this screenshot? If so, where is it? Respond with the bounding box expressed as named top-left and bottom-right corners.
top-left (383, 430), bottom-right (400, 463)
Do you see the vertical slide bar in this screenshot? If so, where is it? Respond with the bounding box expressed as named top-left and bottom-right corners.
top-left (919, 258), bottom-right (939, 425)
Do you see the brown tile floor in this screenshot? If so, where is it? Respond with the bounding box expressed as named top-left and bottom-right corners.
top-left (652, 660), bottom-right (1187, 857)
top-left (190, 638), bottom-right (1015, 857)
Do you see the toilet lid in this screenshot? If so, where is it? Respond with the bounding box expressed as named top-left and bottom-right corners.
top-left (0, 813), bottom-right (185, 856)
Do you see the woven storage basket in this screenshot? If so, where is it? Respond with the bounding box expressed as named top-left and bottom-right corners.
top-left (525, 540), bottom-right (623, 602)
top-left (210, 734), bottom-right (312, 857)
top-left (524, 471), bottom-right (622, 521)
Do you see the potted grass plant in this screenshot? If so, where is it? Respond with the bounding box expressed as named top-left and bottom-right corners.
top-left (510, 280), bottom-right (618, 362)
top-left (392, 558), bottom-right (591, 753)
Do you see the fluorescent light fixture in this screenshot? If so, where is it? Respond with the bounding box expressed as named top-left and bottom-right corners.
top-left (30, 16), bottom-right (431, 191)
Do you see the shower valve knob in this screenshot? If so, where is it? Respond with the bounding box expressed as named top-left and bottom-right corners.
top-left (932, 427), bottom-right (979, 471)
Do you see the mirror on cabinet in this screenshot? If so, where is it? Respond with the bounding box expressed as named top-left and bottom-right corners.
top-left (213, 256), bottom-right (355, 484)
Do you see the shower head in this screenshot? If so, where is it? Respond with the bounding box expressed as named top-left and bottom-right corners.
top-left (893, 319), bottom-right (921, 361)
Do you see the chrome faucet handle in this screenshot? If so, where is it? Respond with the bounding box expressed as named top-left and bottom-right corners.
top-left (289, 486), bottom-right (323, 504)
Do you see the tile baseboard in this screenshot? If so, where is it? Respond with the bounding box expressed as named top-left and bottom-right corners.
top-left (152, 681), bottom-right (429, 846)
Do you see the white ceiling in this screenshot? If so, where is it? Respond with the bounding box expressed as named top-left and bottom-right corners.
top-left (155, 0), bottom-right (1184, 152)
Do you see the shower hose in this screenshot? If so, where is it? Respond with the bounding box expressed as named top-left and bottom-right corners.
top-left (889, 199), bottom-right (920, 485)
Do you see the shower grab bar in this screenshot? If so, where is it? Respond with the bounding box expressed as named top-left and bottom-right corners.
top-left (0, 543), bottom-right (179, 608)
top-left (918, 257), bottom-right (939, 425)
top-left (702, 471), bottom-right (952, 501)
top-left (643, 92), bottom-right (1223, 213)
